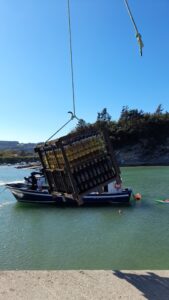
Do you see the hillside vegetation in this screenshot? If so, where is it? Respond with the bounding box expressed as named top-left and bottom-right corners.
top-left (0, 150), bottom-right (39, 164)
top-left (1, 105), bottom-right (169, 165)
top-left (76, 105), bottom-right (169, 165)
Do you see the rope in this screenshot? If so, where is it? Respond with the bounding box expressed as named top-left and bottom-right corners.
top-left (124, 0), bottom-right (144, 56)
top-left (45, 112), bottom-right (79, 143)
top-left (45, 0), bottom-right (80, 144)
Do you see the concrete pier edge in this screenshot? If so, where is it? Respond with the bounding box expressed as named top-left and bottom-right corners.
top-left (0, 270), bottom-right (169, 299)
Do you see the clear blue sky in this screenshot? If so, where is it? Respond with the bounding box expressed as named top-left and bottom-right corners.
top-left (0, 0), bottom-right (169, 142)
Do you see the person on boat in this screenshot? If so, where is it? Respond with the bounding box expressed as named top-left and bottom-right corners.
top-left (114, 181), bottom-right (122, 192)
top-left (37, 176), bottom-right (45, 191)
top-left (24, 173), bottom-right (37, 190)
top-left (108, 180), bottom-right (122, 193)
top-left (30, 174), bottom-right (37, 190)
top-left (103, 185), bottom-right (108, 192)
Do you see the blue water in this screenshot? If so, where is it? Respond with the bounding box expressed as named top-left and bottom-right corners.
top-left (0, 165), bottom-right (169, 270)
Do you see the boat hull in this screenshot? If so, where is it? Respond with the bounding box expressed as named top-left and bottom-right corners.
top-left (6, 183), bottom-right (132, 206)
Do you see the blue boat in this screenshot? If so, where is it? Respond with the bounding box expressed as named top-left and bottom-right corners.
top-left (6, 182), bottom-right (132, 206)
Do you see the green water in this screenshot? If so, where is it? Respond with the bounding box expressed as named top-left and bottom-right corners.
top-left (0, 166), bottom-right (169, 270)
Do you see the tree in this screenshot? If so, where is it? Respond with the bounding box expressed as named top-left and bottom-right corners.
top-left (118, 106), bottom-right (129, 122)
top-left (97, 108), bottom-right (111, 122)
top-left (119, 106), bottom-right (143, 122)
top-left (76, 119), bottom-right (88, 130)
top-left (155, 104), bottom-right (163, 115)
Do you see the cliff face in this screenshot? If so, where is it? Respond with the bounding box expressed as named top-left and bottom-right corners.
top-left (115, 139), bottom-right (169, 166)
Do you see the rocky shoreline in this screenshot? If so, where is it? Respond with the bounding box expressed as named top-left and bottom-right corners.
top-left (1, 149), bottom-right (169, 167)
top-left (0, 140), bottom-right (169, 167)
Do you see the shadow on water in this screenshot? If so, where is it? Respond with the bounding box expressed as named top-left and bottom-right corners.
top-left (114, 271), bottom-right (169, 300)
top-left (13, 201), bottom-right (133, 211)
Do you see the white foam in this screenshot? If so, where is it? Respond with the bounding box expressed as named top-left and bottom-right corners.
top-left (0, 180), bottom-right (24, 186)
top-left (0, 201), bottom-right (14, 208)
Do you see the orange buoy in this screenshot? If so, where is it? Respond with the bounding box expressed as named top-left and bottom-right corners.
top-left (134, 193), bottom-right (142, 200)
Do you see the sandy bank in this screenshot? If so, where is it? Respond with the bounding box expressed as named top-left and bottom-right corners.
top-left (0, 270), bottom-right (169, 299)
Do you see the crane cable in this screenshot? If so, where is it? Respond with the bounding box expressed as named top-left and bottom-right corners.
top-left (67, 0), bottom-right (76, 117)
top-left (124, 0), bottom-right (144, 56)
top-left (45, 0), bottom-right (79, 143)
